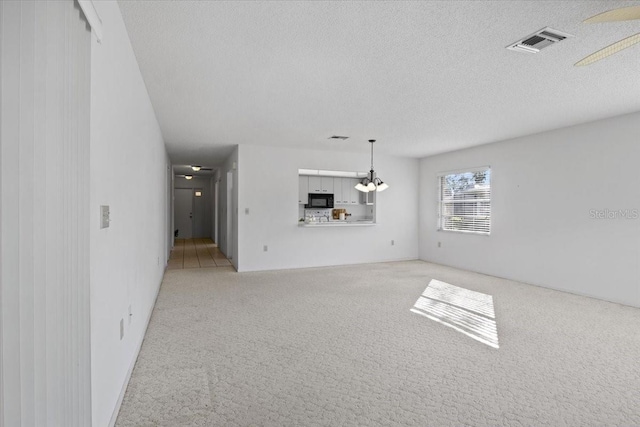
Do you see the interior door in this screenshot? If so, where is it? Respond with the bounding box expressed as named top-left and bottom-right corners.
top-left (174, 188), bottom-right (193, 239)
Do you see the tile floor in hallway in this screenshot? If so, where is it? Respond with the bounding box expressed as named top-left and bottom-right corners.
top-left (167, 238), bottom-right (232, 269)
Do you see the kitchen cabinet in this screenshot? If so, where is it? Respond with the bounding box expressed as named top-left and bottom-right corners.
top-left (340, 179), bottom-right (352, 204)
top-left (298, 176), bottom-right (309, 204)
top-left (321, 177), bottom-right (334, 193)
top-left (308, 176), bottom-right (322, 193)
top-left (342, 178), bottom-right (359, 205)
top-left (309, 176), bottom-right (333, 194)
top-left (302, 175), bottom-right (368, 205)
top-left (351, 178), bottom-right (361, 204)
top-left (333, 178), bottom-right (343, 204)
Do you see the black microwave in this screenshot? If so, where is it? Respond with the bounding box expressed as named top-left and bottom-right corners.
top-left (305, 193), bottom-right (334, 209)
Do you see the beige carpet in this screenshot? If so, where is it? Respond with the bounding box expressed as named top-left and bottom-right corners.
top-left (115, 261), bottom-right (640, 426)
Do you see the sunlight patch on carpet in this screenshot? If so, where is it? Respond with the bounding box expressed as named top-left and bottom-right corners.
top-left (411, 279), bottom-right (499, 348)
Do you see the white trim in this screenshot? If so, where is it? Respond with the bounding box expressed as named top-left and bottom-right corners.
top-left (77, 0), bottom-right (103, 43)
top-left (437, 165), bottom-right (491, 177)
top-left (107, 279), bottom-right (162, 427)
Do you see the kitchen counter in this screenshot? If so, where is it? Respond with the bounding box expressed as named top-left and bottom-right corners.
top-left (298, 220), bottom-right (375, 227)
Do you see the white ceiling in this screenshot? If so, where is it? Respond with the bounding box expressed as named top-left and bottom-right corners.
top-left (118, 0), bottom-right (640, 166)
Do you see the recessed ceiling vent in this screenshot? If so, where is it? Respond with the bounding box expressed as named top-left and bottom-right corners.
top-left (507, 27), bottom-right (574, 54)
top-left (329, 135), bottom-right (349, 140)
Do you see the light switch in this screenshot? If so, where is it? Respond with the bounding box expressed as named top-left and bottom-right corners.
top-left (100, 205), bottom-right (110, 229)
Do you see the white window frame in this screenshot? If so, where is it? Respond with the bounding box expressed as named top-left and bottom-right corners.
top-left (437, 166), bottom-right (491, 235)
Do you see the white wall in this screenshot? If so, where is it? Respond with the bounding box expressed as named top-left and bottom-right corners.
top-left (237, 144), bottom-right (419, 272)
top-left (89, 2), bottom-right (169, 426)
top-left (419, 112), bottom-right (640, 308)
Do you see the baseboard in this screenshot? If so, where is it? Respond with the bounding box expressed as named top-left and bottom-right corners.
top-left (107, 278), bottom-right (163, 427)
top-left (236, 257), bottom-right (419, 273)
top-left (418, 258), bottom-right (640, 309)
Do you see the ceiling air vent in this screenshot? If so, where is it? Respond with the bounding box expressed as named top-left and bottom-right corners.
top-left (507, 27), bottom-right (574, 54)
top-left (329, 135), bottom-right (349, 140)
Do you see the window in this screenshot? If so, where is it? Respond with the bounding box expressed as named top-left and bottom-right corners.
top-left (438, 168), bottom-right (491, 234)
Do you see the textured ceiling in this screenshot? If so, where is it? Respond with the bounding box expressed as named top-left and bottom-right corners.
top-left (118, 0), bottom-right (640, 165)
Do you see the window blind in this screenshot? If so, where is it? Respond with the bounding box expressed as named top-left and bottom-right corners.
top-left (438, 168), bottom-right (491, 235)
top-left (0, 1), bottom-right (92, 425)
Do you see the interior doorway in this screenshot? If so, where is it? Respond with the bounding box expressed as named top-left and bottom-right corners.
top-left (174, 188), bottom-right (193, 239)
top-left (214, 180), bottom-right (219, 244)
top-left (226, 170), bottom-right (233, 260)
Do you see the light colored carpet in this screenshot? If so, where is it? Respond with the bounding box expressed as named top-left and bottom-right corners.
top-left (115, 261), bottom-right (640, 426)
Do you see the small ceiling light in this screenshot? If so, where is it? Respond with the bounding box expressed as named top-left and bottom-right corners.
top-left (191, 165), bottom-right (201, 171)
top-left (185, 175), bottom-right (193, 180)
top-left (355, 140), bottom-right (389, 193)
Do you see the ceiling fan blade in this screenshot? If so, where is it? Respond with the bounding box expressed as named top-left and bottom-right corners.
top-left (575, 32), bottom-right (640, 66)
top-left (584, 5), bottom-right (640, 23)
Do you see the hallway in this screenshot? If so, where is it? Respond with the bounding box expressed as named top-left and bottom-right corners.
top-left (167, 238), bottom-right (232, 269)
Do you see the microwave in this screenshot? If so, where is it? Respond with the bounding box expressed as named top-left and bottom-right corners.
top-left (305, 193), bottom-right (334, 209)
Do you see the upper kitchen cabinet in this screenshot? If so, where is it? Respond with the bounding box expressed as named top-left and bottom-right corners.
top-left (333, 177), bottom-right (343, 204)
top-left (308, 176), bottom-right (322, 194)
top-left (308, 176), bottom-right (333, 194)
top-left (299, 176), bottom-right (309, 204)
top-left (350, 178), bottom-right (361, 205)
top-left (320, 177), bottom-right (334, 193)
top-left (342, 178), bottom-right (359, 205)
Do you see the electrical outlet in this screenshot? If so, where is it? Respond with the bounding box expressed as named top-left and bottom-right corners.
top-left (263, 245), bottom-right (268, 252)
top-left (120, 319), bottom-right (124, 340)
top-left (438, 241), bottom-right (442, 248)
top-left (391, 240), bottom-right (395, 246)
